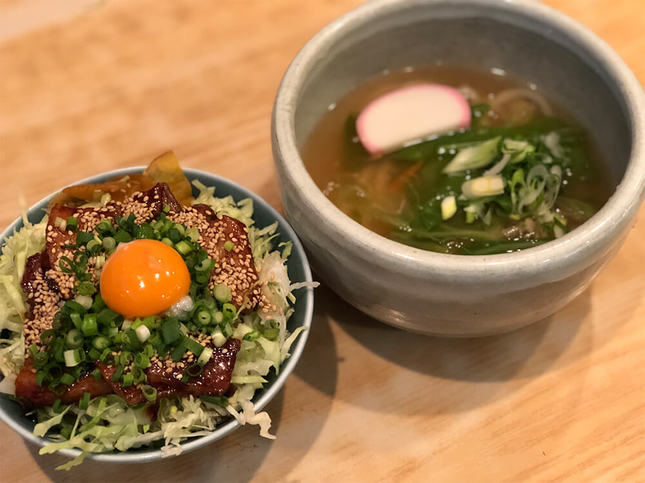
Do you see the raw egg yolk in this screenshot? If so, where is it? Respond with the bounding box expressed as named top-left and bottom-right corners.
top-left (100, 239), bottom-right (191, 318)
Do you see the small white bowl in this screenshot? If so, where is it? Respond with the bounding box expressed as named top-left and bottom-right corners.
top-left (272, 0), bottom-right (645, 335)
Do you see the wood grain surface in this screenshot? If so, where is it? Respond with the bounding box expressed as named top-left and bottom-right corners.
top-left (1, 1), bottom-right (644, 481)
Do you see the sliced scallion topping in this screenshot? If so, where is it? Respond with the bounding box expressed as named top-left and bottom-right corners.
top-left (196, 310), bottom-right (211, 326)
top-left (184, 337), bottom-right (204, 356)
top-left (141, 385), bottom-right (157, 402)
top-left (65, 329), bottom-right (83, 349)
top-left (134, 353), bottom-right (150, 369)
top-left (121, 373), bottom-right (134, 387)
top-left (175, 240), bottom-right (193, 255)
top-left (64, 349), bottom-right (82, 367)
top-left (213, 284), bottom-right (232, 304)
top-left (81, 314), bottom-right (98, 336)
top-left (197, 347), bottom-right (213, 366)
top-left (186, 363), bottom-right (203, 377)
top-left (243, 330), bottom-right (261, 342)
top-left (102, 236), bottom-right (116, 251)
top-left (161, 318), bottom-right (181, 344)
top-left (135, 324), bottom-right (151, 343)
top-left (60, 373), bottom-right (75, 386)
top-left (92, 336), bottom-right (110, 350)
top-left (66, 216), bottom-right (78, 231)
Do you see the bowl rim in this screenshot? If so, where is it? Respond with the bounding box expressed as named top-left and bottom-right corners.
top-left (272, 0), bottom-right (645, 283)
top-left (0, 166), bottom-right (314, 463)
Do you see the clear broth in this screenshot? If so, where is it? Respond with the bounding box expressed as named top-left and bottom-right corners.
top-left (302, 66), bottom-right (610, 255)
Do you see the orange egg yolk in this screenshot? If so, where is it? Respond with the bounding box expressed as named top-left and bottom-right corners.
top-left (99, 239), bottom-right (191, 318)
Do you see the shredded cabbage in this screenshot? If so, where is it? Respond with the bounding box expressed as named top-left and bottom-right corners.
top-left (0, 215), bottom-right (48, 384)
top-left (0, 185), bottom-right (312, 469)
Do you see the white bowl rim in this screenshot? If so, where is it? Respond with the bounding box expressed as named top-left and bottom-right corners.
top-left (273, 0), bottom-right (645, 283)
top-left (0, 166), bottom-right (315, 463)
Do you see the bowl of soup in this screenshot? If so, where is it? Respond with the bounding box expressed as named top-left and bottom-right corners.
top-left (272, 0), bottom-right (645, 335)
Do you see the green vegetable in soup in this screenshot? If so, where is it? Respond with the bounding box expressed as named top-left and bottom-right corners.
top-left (302, 68), bottom-right (609, 255)
top-left (333, 112), bottom-right (606, 254)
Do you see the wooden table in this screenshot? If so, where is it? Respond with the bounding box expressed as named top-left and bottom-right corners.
top-left (1, 0), bottom-right (644, 481)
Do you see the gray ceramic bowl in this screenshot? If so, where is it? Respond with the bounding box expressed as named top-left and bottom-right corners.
top-left (0, 167), bottom-right (314, 463)
top-left (272, 0), bottom-right (645, 335)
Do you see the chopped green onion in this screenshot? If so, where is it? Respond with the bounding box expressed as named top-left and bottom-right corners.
top-left (195, 258), bottom-right (214, 272)
top-left (29, 344), bottom-right (38, 356)
top-left (141, 385), bottom-right (157, 402)
top-left (33, 352), bottom-right (48, 367)
top-left (64, 349), bottom-right (82, 367)
top-left (223, 240), bottom-right (234, 252)
top-left (134, 353), bottom-right (150, 369)
top-left (87, 239), bottom-right (102, 252)
top-left (184, 337), bottom-right (204, 356)
top-left (461, 175), bottom-right (505, 199)
top-left (211, 327), bottom-right (227, 347)
top-left (114, 230), bottom-right (132, 243)
top-left (76, 281), bottom-right (96, 296)
top-left (135, 324), bottom-right (151, 342)
top-left (175, 240), bottom-right (193, 255)
top-left (443, 136), bottom-right (501, 174)
top-left (69, 312), bottom-right (82, 330)
top-left (76, 231), bottom-right (94, 245)
top-left (65, 300), bottom-right (86, 314)
top-left (99, 348), bottom-right (113, 363)
top-left (171, 341), bottom-right (187, 362)
top-left (213, 284), bottom-right (232, 304)
top-left (186, 227), bottom-right (200, 242)
top-left (92, 336), bottom-right (110, 350)
top-left (149, 334), bottom-right (166, 354)
top-left (79, 392), bottom-right (91, 410)
top-left (66, 216), bottom-right (78, 231)
top-left (111, 366), bottom-right (124, 382)
top-left (58, 256), bottom-right (74, 274)
top-left (96, 219), bottom-right (114, 234)
top-left (118, 351), bottom-right (133, 366)
top-left (186, 363), bottom-right (203, 377)
top-left (161, 318), bottom-right (182, 344)
top-left (40, 329), bottom-right (56, 345)
top-left (263, 327), bottom-right (280, 341)
top-left (220, 320), bottom-right (233, 339)
top-left (161, 238), bottom-right (174, 247)
top-left (60, 373), bottom-right (75, 386)
top-left (197, 347), bottom-right (213, 366)
top-left (122, 373), bottom-right (134, 387)
top-left (196, 310), bottom-right (211, 326)
top-left (97, 307), bottom-right (119, 325)
top-left (65, 329), bottom-right (83, 349)
top-left (243, 330), bottom-right (261, 342)
top-left (91, 368), bottom-right (102, 381)
top-left (144, 343), bottom-right (154, 358)
top-left (81, 314), bottom-right (98, 336)
top-left (213, 311), bottom-right (223, 324)
top-left (102, 236), bottom-right (116, 251)
top-left (74, 294), bottom-right (93, 309)
top-left (88, 348), bottom-right (101, 361)
top-left (168, 228), bottom-right (181, 243)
